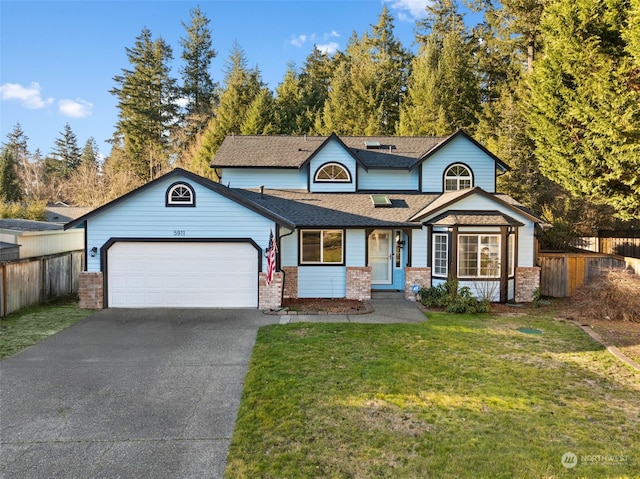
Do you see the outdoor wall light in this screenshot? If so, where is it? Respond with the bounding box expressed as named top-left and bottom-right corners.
top-left (90, 246), bottom-right (98, 257)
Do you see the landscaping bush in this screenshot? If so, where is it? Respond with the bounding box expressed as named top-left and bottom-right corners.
top-left (419, 277), bottom-right (490, 314)
top-left (571, 269), bottom-right (640, 322)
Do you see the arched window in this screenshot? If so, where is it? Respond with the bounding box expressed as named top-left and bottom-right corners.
top-left (166, 182), bottom-right (195, 207)
top-left (314, 162), bottom-right (351, 182)
top-left (444, 164), bottom-right (473, 191)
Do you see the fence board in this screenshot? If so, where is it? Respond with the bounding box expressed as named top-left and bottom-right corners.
top-left (0, 250), bottom-right (83, 317)
top-left (538, 252), bottom-right (633, 298)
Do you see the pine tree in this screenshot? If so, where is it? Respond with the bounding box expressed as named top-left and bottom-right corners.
top-left (179, 6), bottom-right (218, 143)
top-left (193, 42), bottom-right (263, 177)
top-left (110, 27), bottom-right (178, 181)
top-left (398, 4), bottom-right (479, 136)
top-left (273, 65), bottom-right (306, 134)
top-left (527, 0), bottom-right (640, 221)
top-left (241, 88), bottom-right (276, 134)
top-left (0, 147), bottom-right (22, 202)
top-left (80, 137), bottom-right (100, 167)
top-left (319, 8), bottom-right (410, 135)
top-left (49, 123), bottom-right (81, 177)
top-left (298, 47), bottom-right (339, 133)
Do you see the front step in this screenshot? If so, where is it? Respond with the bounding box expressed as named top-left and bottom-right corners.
top-left (371, 290), bottom-right (405, 299)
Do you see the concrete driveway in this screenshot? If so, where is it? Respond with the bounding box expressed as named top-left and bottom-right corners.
top-left (0, 308), bottom-right (278, 479)
top-left (1, 296), bottom-right (425, 479)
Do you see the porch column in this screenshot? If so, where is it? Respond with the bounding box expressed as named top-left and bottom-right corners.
top-left (346, 266), bottom-right (371, 301)
top-left (405, 267), bottom-right (431, 300)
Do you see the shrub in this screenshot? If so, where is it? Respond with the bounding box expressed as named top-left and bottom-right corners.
top-left (572, 269), bottom-right (640, 322)
top-left (419, 278), bottom-right (490, 314)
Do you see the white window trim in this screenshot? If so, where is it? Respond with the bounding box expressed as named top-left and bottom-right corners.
top-left (444, 164), bottom-right (473, 192)
top-left (457, 234), bottom-right (501, 279)
top-left (432, 233), bottom-right (449, 277)
top-left (508, 233), bottom-right (515, 278)
top-left (167, 182), bottom-right (195, 206)
top-left (300, 229), bottom-right (344, 265)
top-left (314, 163), bottom-right (351, 183)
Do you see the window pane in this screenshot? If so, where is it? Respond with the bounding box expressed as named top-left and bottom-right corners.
top-left (480, 236), bottom-right (500, 277)
top-left (433, 234), bottom-right (448, 276)
top-left (301, 231), bottom-right (321, 262)
top-left (458, 236), bottom-right (478, 277)
top-left (322, 230), bottom-right (343, 263)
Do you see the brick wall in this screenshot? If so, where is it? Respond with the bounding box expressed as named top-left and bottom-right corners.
top-left (515, 267), bottom-right (541, 303)
top-left (259, 271), bottom-right (283, 310)
top-left (79, 271), bottom-right (103, 310)
top-left (282, 266), bottom-right (298, 299)
top-left (346, 266), bottom-right (371, 301)
top-left (404, 267), bottom-right (431, 300)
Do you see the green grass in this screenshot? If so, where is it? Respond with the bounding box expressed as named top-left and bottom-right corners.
top-left (0, 296), bottom-right (94, 359)
top-left (225, 312), bottom-right (640, 478)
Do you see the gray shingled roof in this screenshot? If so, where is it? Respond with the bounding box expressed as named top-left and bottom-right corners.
top-left (0, 219), bottom-right (63, 232)
top-left (232, 188), bottom-right (441, 228)
top-left (212, 135), bottom-right (447, 170)
top-left (428, 210), bottom-right (524, 227)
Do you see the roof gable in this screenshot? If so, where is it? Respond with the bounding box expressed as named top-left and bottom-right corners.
top-left (409, 130), bottom-right (510, 172)
top-left (64, 168), bottom-right (295, 230)
top-left (410, 187), bottom-right (541, 224)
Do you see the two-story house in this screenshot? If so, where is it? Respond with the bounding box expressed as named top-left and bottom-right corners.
top-left (66, 130), bottom-right (543, 310)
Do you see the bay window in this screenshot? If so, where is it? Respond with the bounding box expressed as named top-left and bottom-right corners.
top-left (458, 234), bottom-right (500, 278)
top-left (433, 233), bottom-right (449, 277)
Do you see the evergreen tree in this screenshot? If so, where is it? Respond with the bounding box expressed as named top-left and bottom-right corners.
top-left (179, 6), bottom-right (218, 143)
top-left (110, 27), bottom-right (178, 181)
top-left (527, 0), bottom-right (640, 220)
top-left (319, 8), bottom-right (410, 135)
top-left (399, 3), bottom-right (479, 136)
top-left (80, 137), bottom-right (100, 167)
top-left (0, 147), bottom-right (22, 202)
top-left (273, 65), bottom-right (306, 134)
top-left (49, 123), bottom-right (81, 177)
top-left (193, 42), bottom-right (263, 177)
top-left (241, 88), bottom-right (276, 134)
top-left (298, 47), bottom-right (340, 133)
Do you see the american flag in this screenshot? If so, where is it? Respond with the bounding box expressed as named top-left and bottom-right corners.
top-left (266, 229), bottom-right (277, 285)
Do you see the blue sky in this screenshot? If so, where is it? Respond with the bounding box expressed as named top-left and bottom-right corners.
top-left (0, 0), bottom-right (480, 158)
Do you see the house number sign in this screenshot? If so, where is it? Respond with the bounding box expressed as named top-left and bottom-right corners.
top-left (174, 230), bottom-right (186, 236)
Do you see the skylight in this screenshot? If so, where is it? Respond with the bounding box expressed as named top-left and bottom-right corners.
top-left (370, 194), bottom-right (392, 208)
top-left (364, 141), bottom-right (381, 149)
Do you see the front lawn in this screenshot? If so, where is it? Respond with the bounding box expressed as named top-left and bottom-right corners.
top-left (226, 312), bottom-right (640, 478)
top-left (0, 296), bottom-right (94, 360)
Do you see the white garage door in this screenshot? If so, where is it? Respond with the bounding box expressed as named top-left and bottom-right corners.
top-left (107, 242), bottom-right (258, 308)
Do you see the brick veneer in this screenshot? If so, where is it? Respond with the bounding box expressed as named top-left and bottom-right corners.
top-left (282, 266), bottom-right (298, 299)
top-left (515, 267), bottom-right (541, 303)
top-left (404, 267), bottom-right (431, 300)
top-left (346, 266), bottom-right (372, 301)
top-left (79, 271), bottom-right (104, 310)
top-left (259, 271), bottom-right (283, 310)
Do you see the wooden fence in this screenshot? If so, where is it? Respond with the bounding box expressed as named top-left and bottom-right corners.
top-left (0, 250), bottom-right (84, 317)
top-left (538, 252), bottom-right (638, 298)
top-left (572, 236), bottom-right (640, 259)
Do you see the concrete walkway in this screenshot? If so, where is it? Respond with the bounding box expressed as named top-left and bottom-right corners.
top-left (0, 295), bottom-right (426, 479)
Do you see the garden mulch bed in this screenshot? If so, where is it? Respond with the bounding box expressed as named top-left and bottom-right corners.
top-left (281, 298), bottom-right (369, 314)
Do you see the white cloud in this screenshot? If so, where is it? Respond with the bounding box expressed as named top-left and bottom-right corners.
top-left (58, 98), bottom-right (93, 118)
top-left (291, 31), bottom-right (340, 49)
top-left (0, 82), bottom-right (54, 109)
top-left (291, 34), bottom-right (307, 47)
top-left (316, 42), bottom-right (340, 55)
top-left (385, 0), bottom-right (430, 20)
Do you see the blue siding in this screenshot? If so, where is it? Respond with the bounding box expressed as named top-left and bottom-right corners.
top-left (298, 266), bottom-right (346, 298)
top-left (345, 229), bottom-right (366, 266)
top-left (411, 228), bottom-right (428, 267)
top-left (309, 139), bottom-right (357, 193)
top-left (421, 135), bottom-right (497, 192)
top-left (357, 167), bottom-right (418, 191)
top-left (222, 168), bottom-right (307, 189)
top-left (280, 229), bottom-right (298, 267)
top-left (85, 175), bottom-right (274, 272)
